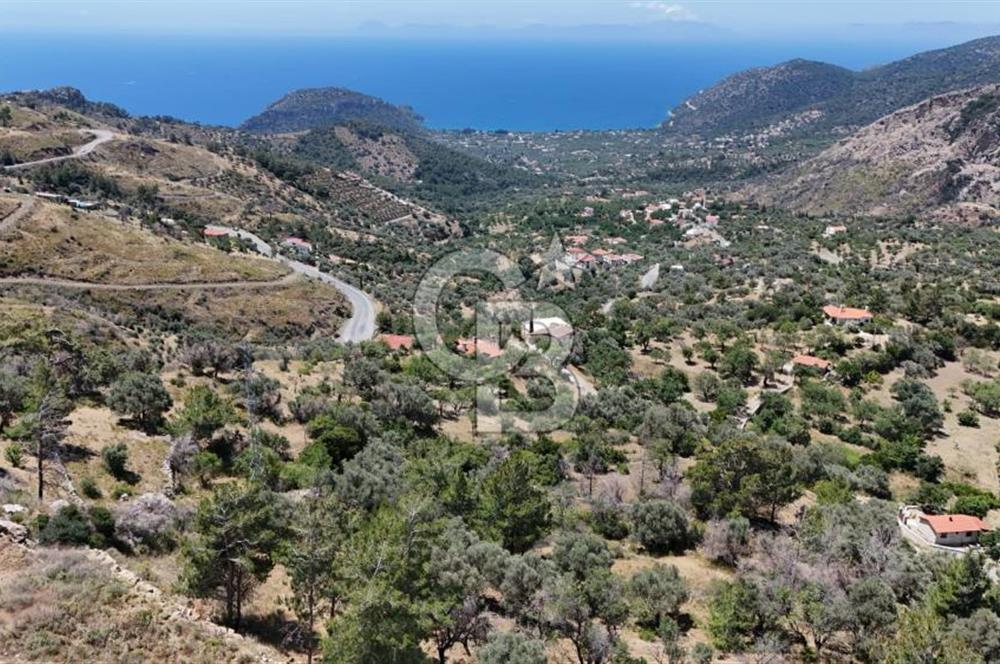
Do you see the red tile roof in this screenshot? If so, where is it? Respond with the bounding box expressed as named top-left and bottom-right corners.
top-left (284, 237), bottom-right (313, 250)
top-left (203, 227), bottom-right (230, 238)
top-left (456, 337), bottom-right (504, 359)
top-left (792, 354), bottom-right (832, 370)
top-left (823, 305), bottom-right (873, 321)
top-left (380, 334), bottom-right (414, 351)
top-left (920, 514), bottom-right (990, 535)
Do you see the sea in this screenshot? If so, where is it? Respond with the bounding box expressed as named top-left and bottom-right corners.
top-left (0, 34), bottom-right (968, 131)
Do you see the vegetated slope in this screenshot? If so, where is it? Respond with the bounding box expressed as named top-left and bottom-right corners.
top-left (747, 84), bottom-right (1000, 221)
top-left (291, 120), bottom-right (539, 208)
top-left (665, 35), bottom-right (1000, 136)
top-left (0, 542), bottom-right (283, 663)
top-left (239, 86), bottom-right (424, 134)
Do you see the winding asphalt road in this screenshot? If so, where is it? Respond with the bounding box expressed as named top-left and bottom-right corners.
top-left (3, 128), bottom-right (115, 171)
top-left (0, 126), bottom-right (376, 343)
top-left (207, 225), bottom-right (376, 343)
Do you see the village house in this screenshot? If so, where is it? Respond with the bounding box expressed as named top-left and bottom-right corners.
top-left (68, 198), bottom-right (102, 211)
top-left (564, 234), bottom-right (589, 246)
top-left (379, 333), bottom-right (415, 353)
top-left (823, 305), bottom-right (873, 327)
top-left (899, 506), bottom-right (991, 548)
top-left (823, 224), bottom-right (848, 238)
top-left (282, 237), bottom-right (313, 256)
top-left (521, 316), bottom-right (573, 342)
top-left (456, 337), bottom-right (504, 359)
top-left (785, 354), bottom-right (832, 375)
top-left (202, 226), bottom-right (232, 239)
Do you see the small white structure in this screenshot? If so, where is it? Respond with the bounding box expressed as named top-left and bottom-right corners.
top-left (68, 198), bottom-right (102, 210)
top-left (823, 225), bottom-right (847, 238)
top-left (522, 316), bottom-right (573, 341)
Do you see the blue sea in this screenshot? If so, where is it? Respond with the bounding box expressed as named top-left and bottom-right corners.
top-left (0, 34), bottom-right (964, 131)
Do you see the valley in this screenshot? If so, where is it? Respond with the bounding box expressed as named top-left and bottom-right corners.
top-left (0, 27), bottom-right (999, 664)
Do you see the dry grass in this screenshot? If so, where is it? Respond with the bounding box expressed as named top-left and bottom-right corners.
top-left (870, 362), bottom-right (1000, 492)
top-left (0, 541), bottom-right (285, 663)
top-left (63, 405), bottom-right (172, 501)
top-left (0, 128), bottom-right (86, 161)
top-left (66, 276), bottom-right (347, 342)
top-left (0, 205), bottom-right (287, 284)
top-left (98, 138), bottom-right (226, 182)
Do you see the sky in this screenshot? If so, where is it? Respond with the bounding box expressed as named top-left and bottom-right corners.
top-left (1, 1), bottom-right (999, 41)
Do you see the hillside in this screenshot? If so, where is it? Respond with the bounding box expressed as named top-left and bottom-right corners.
top-left (746, 84), bottom-right (1000, 220)
top-left (290, 120), bottom-right (539, 207)
top-left (665, 35), bottom-right (1000, 137)
top-left (239, 87), bottom-right (424, 134)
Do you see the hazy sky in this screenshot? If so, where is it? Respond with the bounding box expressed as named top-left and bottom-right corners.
top-left (2, 1), bottom-right (998, 38)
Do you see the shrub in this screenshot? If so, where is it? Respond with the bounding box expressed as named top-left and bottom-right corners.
top-left (4, 442), bottom-right (23, 468)
top-left (698, 517), bottom-right (750, 566)
top-left (39, 504), bottom-right (92, 546)
top-left (477, 631), bottom-right (547, 664)
top-left (958, 410), bottom-right (980, 428)
top-left (88, 506), bottom-right (116, 548)
top-left (101, 442), bottom-right (130, 480)
top-left (631, 500), bottom-right (691, 554)
top-left (114, 492), bottom-right (183, 551)
top-left (79, 476), bottom-right (102, 499)
top-left (591, 496), bottom-right (629, 540)
top-left (628, 563), bottom-right (689, 627)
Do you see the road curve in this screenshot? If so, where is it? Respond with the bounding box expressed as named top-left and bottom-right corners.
top-left (207, 225), bottom-right (376, 343)
top-left (4, 129), bottom-right (115, 171)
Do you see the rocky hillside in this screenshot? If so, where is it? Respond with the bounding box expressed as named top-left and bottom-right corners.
top-left (746, 84), bottom-right (1000, 221)
top-left (239, 87), bottom-right (423, 134)
top-left (666, 35), bottom-right (1000, 137)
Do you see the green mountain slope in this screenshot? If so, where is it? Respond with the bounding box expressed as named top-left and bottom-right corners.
top-left (239, 87), bottom-right (424, 134)
top-left (665, 35), bottom-right (1000, 137)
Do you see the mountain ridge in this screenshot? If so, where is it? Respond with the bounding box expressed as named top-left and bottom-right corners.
top-left (664, 35), bottom-right (1000, 137)
top-left (745, 83), bottom-right (1000, 221)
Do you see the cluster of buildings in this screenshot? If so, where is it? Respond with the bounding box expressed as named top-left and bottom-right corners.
top-left (560, 234), bottom-right (643, 271)
top-left (34, 190), bottom-right (102, 210)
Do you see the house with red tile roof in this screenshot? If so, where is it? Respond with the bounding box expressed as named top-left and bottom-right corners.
top-left (380, 334), bottom-right (415, 352)
top-left (918, 514), bottom-right (990, 546)
top-left (202, 226), bottom-right (231, 238)
top-left (456, 337), bottom-right (504, 359)
top-left (822, 305), bottom-right (873, 327)
top-left (282, 237), bottom-right (313, 255)
top-left (564, 234), bottom-right (589, 246)
top-left (789, 354), bottom-right (832, 373)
